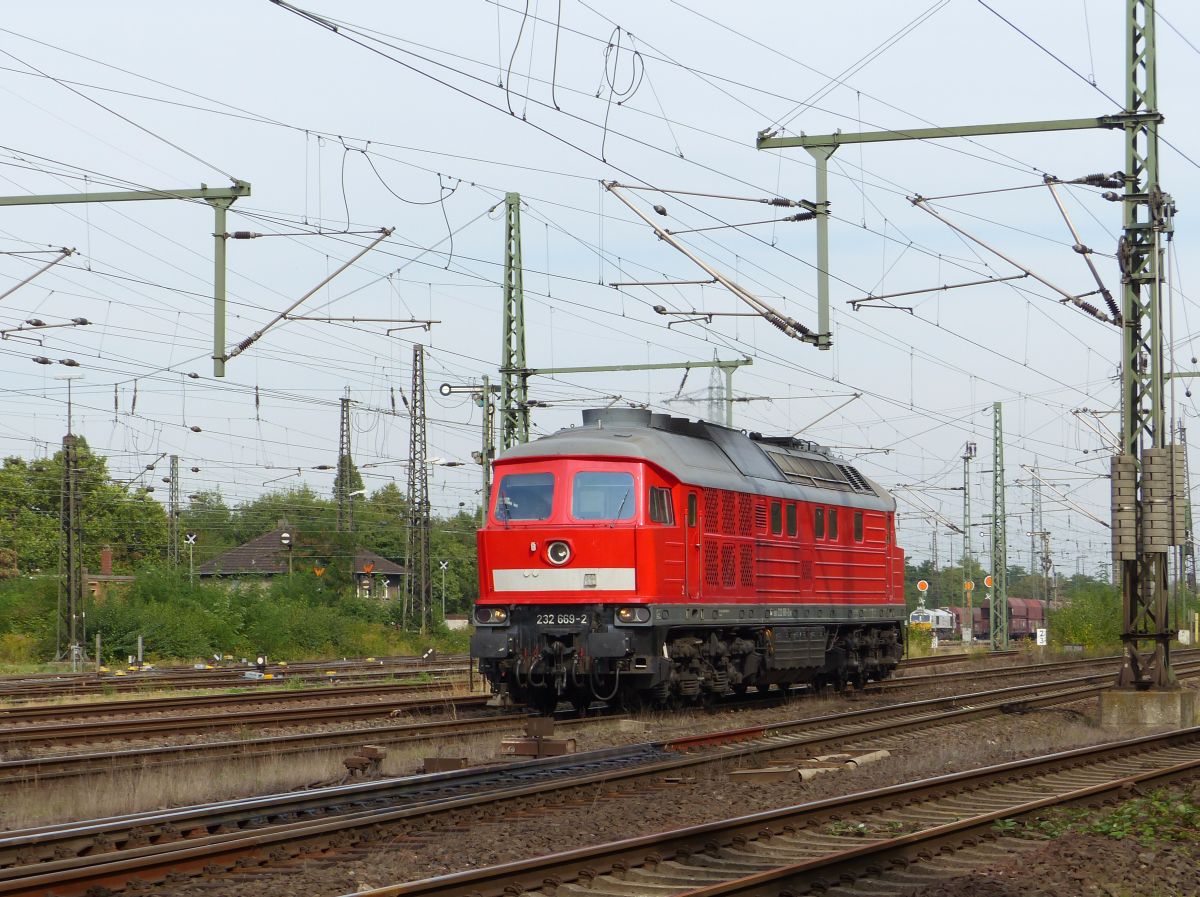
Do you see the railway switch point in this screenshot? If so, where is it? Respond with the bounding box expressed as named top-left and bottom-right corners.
top-left (1099, 688), bottom-right (1195, 730)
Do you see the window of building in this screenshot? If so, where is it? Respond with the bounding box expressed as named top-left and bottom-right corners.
top-left (854, 511), bottom-right (864, 542)
top-left (649, 487), bottom-right (675, 524)
top-left (495, 472), bottom-right (554, 521)
top-left (687, 493), bottom-right (698, 526)
top-left (786, 503), bottom-right (797, 537)
top-left (572, 471), bottom-right (636, 520)
top-left (770, 501), bottom-right (782, 535)
top-left (814, 507), bottom-right (825, 540)
top-left (829, 508), bottom-right (839, 541)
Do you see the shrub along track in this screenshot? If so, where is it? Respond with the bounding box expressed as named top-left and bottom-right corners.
top-left (337, 726), bottom-right (1200, 897)
top-left (1, 663), bottom-right (1196, 897)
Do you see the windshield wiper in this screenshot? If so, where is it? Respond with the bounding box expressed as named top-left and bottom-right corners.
top-left (611, 487), bottom-right (631, 525)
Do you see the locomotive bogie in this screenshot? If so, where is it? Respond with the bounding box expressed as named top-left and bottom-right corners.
top-left (470, 602), bottom-right (904, 710)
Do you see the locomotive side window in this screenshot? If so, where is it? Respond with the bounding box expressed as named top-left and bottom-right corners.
top-left (854, 511), bottom-right (864, 542)
top-left (687, 493), bottom-right (698, 526)
top-left (495, 472), bottom-right (555, 521)
top-left (769, 501), bottom-right (782, 535)
top-left (649, 487), bottom-right (675, 524)
top-left (814, 507), bottom-right (825, 540)
top-left (572, 471), bottom-right (636, 520)
top-left (786, 503), bottom-right (797, 537)
top-left (828, 508), bottom-right (839, 541)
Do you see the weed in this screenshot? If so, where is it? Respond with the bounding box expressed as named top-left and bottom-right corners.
top-left (1011, 787), bottom-right (1200, 847)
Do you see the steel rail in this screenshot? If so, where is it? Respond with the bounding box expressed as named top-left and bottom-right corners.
top-left (0, 669), bottom-right (1191, 895)
top-left (0, 691), bottom-right (486, 747)
top-left (0, 652), bottom-right (1121, 786)
top-left (0, 672), bottom-right (469, 723)
top-left (335, 726), bottom-right (1200, 897)
top-left (0, 710), bottom-right (539, 787)
top-left (0, 656), bottom-right (470, 699)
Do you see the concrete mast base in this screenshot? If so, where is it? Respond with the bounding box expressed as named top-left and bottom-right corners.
top-left (1099, 687), bottom-right (1195, 730)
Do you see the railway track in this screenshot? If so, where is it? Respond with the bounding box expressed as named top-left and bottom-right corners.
top-left (0, 647), bottom-right (1180, 781)
top-left (0, 655), bottom-right (471, 701)
top-left (0, 669), bottom-right (468, 724)
top-left (0, 688), bottom-right (482, 750)
top-left (0, 700), bottom-right (529, 787)
top-left (0, 666), bottom-right (1192, 896)
top-left (340, 725), bottom-right (1200, 897)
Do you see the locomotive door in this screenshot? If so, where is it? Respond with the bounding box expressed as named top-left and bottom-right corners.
top-left (685, 491), bottom-right (701, 598)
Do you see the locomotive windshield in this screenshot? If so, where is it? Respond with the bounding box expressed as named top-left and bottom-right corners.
top-left (571, 471), bottom-right (635, 521)
top-left (495, 472), bottom-right (555, 521)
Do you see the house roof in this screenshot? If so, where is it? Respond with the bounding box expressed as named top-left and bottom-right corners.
top-left (197, 527), bottom-right (405, 577)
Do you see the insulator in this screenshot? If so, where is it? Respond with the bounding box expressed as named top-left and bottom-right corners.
top-left (1079, 300), bottom-right (1103, 319)
top-left (768, 197), bottom-right (798, 207)
top-left (1101, 191), bottom-right (1121, 202)
top-left (25, 319), bottom-right (45, 327)
top-left (652, 204), bottom-right (668, 216)
top-left (230, 231), bottom-right (262, 239)
top-left (189, 425), bottom-right (202, 433)
top-left (71, 317), bottom-right (90, 325)
top-left (187, 372), bottom-right (200, 379)
top-left (32, 356), bottom-right (52, 365)
top-left (58, 358), bottom-right (80, 367)
top-left (786, 212), bottom-right (817, 222)
top-left (652, 305), bottom-right (667, 314)
top-left (1102, 290), bottom-right (1122, 323)
top-left (191, 466), bottom-right (200, 473)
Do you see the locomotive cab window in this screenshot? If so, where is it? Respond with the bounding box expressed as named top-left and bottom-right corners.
top-left (786, 503), bottom-right (797, 537)
top-left (649, 487), bottom-right (675, 524)
top-left (828, 508), bottom-right (839, 541)
top-left (495, 472), bottom-right (555, 521)
top-left (770, 501), bottom-right (782, 535)
top-left (572, 471), bottom-right (636, 521)
top-left (814, 507), bottom-right (825, 540)
top-left (854, 511), bottom-right (864, 542)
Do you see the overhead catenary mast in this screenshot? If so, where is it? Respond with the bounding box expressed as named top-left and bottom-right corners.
top-left (336, 388), bottom-right (354, 533)
top-left (406, 345), bottom-right (432, 634)
top-left (991, 403), bottom-right (1009, 650)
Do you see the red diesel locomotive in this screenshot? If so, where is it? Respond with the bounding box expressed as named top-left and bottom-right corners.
top-left (470, 408), bottom-right (906, 711)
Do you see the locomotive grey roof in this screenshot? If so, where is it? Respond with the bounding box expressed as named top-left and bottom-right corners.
top-left (498, 408), bottom-right (895, 512)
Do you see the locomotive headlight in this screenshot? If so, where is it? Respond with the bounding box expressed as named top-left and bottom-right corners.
top-left (473, 606), bottom-right (509, 625)
top-left (546, 540), bottom-right (572, 566)
top-left (616, 606), bottom-right (651, 624)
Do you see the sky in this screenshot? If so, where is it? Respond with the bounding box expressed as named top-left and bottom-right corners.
top-left (1, 0), bottom-right (1198, 580)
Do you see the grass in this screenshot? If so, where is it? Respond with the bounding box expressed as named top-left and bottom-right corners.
top-left (1005, 785), bottom-right (1200, 846)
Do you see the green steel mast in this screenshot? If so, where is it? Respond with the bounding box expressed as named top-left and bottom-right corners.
top-left (1112, 0), bottom-right (1180, 689)
top-left (991, 402), bottom-right (1009, 650)
top-left (499, 193), bottom-right (529, 450)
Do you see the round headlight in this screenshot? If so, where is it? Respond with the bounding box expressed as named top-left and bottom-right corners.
top-left (546, 540), bottom-right (571, 565)
top-left (492, 607), bottom-right (508, 623)
top-left (474, 606), bottom-right (492, 624)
